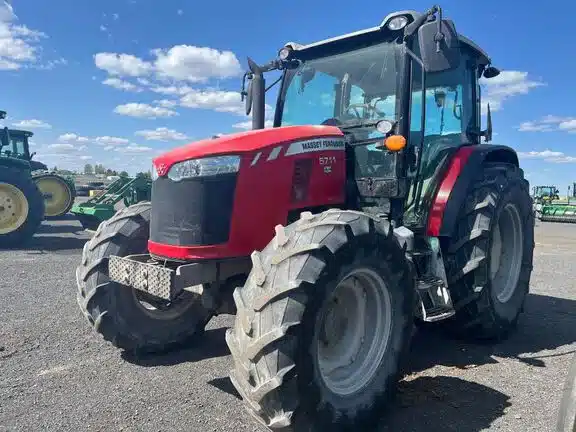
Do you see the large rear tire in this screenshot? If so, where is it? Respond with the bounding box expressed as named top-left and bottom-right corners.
top-left (226, 210), bottom-right (415, 431)
top-left (76, 202), bottom-right (214, 354)
top-left (33, 172), bottom-right (76, 218)
top-left (440, 162), bottom-right (534, 340)
top-left (0, 167), bottom-right (44, 248)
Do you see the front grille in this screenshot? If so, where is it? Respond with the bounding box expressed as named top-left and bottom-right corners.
top-left (150, 174), bottom-right (237, 246)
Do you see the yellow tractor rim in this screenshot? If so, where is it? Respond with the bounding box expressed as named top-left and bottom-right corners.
top-left (35, 177), bottom-right (72, 217)
top-left (0, 182), bottom-right (29, 235)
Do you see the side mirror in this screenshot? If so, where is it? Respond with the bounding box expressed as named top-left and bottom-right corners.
top-left (483, 66), bottom-right (500, 79)
top-left (244, 79), bottom-right (253, 116)
top-left (418, 19), bottom-right (461, 73)
top-left (481, 103), bottom-right (493, 143)
top-left (30, 151), bottom-right (36, 160)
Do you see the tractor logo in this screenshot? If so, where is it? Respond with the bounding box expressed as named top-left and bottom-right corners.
top-left (156, 163), bottom-right (168, 176)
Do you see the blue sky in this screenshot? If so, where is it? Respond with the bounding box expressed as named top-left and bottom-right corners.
top-left (1, 0), bottom-right (575, 190)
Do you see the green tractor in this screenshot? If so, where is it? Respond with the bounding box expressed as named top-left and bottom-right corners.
top-left (537, 183), bottom-right (576, 223)
top-left (4, 128), bottom-right (76, 218)
top-left (0, 113), bottom-right (45, 247)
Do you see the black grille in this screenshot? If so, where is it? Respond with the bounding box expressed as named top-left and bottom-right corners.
top-left (150, 174), bottom-right (237, 246)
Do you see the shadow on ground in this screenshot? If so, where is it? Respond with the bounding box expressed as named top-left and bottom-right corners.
top-left (203, 293), bottom-right (575, 430)
top-left (409, 293), bottom-right (576, 372)
top-left (121, 327), bottom-right (230, 367)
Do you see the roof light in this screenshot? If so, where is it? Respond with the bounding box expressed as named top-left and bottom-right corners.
top-left (278, 46), bottom-right (292, 61)
top-left (387, 16), bottom-right (408, 31)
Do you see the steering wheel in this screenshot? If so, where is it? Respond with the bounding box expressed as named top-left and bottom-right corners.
top-left (345, 103), bottom-right (383, 119)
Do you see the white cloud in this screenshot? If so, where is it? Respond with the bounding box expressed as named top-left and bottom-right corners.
top-left (135, 127), bottom-right (189, 141)
top-left (58, 133), bottom-right (129, 146)
top-left (115, 144), bottom-right (153, 153)
top-left (99, 25), bottom-right (107, 32)
top-left (103, 77), bottom-right (142, 92)
top-left (177, 9), bottom-right (183, 15)
top-left (112, 13), bottom-right (119, 20)
top-left (78, 155), bottom-right (93, 160)
top-left (114, 103), bottom-right (178, 119)
top-left (518, 150), bottom-right (564, 159)
top-left (94, 45), bottom-right (242, 84)
top-left (517, 149), bottom-right (576, 164)
top-left (94, 52), bottom-right (152, 77)
top-left (180, 88), bottom-right (246, 115)
top-left (518, 115), bottom-right (576, 133)
top-left (0, 1), bottom-right (47, 70)
top-left (48, 143), bottom-right (87, 152)
top-left (12, 119), bottom-right (51, 129)
top-left (232, 119), bottom-right (273, 130)
top-left (150, 85), bottom-right (192, 96)
top-left (480, 71), bottom-right (544, 113)
top-left (154, 99), bottom-right (178, 108)
top-left (153, 45), bottom-right (241, 83)
top-left (58, 133), bottom-right (90, 142)
top-left (94, 136), bottom-right (130, 145)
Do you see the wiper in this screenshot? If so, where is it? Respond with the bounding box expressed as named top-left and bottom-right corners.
top-left (338, 120), bottom-right (382, 130)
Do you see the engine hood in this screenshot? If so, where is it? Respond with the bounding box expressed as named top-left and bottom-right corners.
top-left (153, 125), bottom-right (343, 175)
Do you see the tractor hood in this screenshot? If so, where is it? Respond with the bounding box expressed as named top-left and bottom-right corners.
top-left (153, 125), bottom-right (343, 175)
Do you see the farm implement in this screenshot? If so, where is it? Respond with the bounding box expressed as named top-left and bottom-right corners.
top-left (534, 184), bottom-right (576, 223)
top-left (70, 175), bottom-right (151, 230)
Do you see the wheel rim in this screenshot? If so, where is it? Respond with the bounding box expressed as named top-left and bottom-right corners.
top-left (131, 288), bottom-right (200, 320)
top-left (316, 267), bottom-right (392, 396)
top-left (35, 177), bottom-right (72, 217)
top-left (490, 203), bottom-right (524, 303)
top-left (0, 182), bottom-right (29, 235)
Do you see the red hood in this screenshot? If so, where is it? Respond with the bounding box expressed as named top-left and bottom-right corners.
top-left (153, 125), bottom-right (343, 175)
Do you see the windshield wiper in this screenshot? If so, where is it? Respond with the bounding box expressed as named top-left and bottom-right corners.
top-left (338, 119), bottom-right (386, 130)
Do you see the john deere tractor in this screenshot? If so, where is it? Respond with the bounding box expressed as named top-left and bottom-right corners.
top-left (0, 114), bottom-right (45, 247)
top-left (5, 128), bottom-right (76, 218)
top-left (77, 6), bottom-right (534, 430)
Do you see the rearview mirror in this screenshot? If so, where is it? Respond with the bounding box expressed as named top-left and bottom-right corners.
top-left (418, 19), bottom-right (461, 73)
top-left (244, 79), bottom-right (253, 116)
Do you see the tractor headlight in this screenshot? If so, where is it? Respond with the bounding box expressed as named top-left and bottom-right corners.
top-left (387, 16), bottom-right (408, 30)
top-left (167, 155), bottom-right (241, 181)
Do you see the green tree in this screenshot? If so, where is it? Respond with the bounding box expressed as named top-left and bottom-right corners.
top-left (119, 171), bottom-right (129, 178)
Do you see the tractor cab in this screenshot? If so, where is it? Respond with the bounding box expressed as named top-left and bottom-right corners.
top-left (1, 129), bottom-right (46, 171)
top-left (243, 6), bottom-right (499, 230)
top-left (533, 185), bottom-right (559, 202)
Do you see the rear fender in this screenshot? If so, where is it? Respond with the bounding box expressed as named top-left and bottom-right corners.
top-left (426, 144), bottom-right (519, 237)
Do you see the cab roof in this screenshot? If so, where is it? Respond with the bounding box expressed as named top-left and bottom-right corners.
top-left (284, 10), bottom-right (491, 66)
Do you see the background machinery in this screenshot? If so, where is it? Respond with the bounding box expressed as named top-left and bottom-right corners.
top-left (0, 112), bottom-right (45, 247)
top-left (533, 184), bottom-right (576, 223)
top-left (4, 128), bottom-right (76, 218)
top-left (70, 174), bottom-right (151, 230)
top-left (76, 6), bottom-right (534, 431)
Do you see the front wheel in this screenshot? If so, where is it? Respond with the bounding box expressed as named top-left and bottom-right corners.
top-left (226, 210), bottom-right (415, 431)
top-left (76, 202), bottom-right (214, 354)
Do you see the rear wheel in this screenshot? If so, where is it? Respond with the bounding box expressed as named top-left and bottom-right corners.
top-left (226, 210), bottom-right (415, 430)
top-left (0, 168), bottom-right (44, 248)
top-left (440, 162), bottom-right (534, 340)
top-left (76, 202), bottom-right (214, 354)
top-left (33, 173), bottom-right (76, 218)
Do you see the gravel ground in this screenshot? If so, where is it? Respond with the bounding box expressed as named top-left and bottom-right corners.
top-left (0, 217), bottom-right (574, 432)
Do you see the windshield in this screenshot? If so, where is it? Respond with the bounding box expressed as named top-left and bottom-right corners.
top-left (280, 41), bottom-right (400, 133)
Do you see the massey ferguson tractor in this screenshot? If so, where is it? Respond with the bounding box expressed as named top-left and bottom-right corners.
top-left (76, 6), bottom-right (534, 431)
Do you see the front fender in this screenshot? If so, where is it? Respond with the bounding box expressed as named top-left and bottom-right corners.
top-left (426, 144), bottom-right (520, 237)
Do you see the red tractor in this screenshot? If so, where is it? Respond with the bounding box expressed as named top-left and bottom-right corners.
top-left (77, 5), bottom-right (534, 431)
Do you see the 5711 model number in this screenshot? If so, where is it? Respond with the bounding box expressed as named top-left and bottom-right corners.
top-left (319, 156), bottom-right (337, 165)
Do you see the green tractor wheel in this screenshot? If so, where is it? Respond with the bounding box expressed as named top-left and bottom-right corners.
top-left (33, 173), bottom-right (76, 218)
top-left (0, 167), bottom-right (45, 248)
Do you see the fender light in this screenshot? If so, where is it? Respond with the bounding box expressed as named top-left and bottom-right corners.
top-left (167, 155), bottom-right (241, 182)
